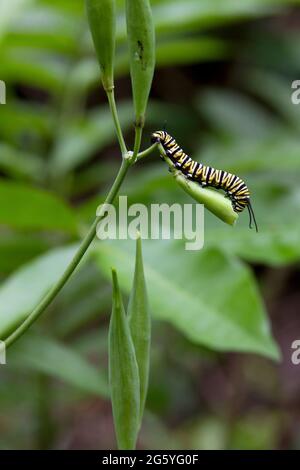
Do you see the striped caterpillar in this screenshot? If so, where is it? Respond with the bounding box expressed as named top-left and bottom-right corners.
top-left (151, 130), bottom-right (258, 231)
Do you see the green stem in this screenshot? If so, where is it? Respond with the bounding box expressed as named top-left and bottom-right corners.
top-left (106, 89), bottom-right (127, 156)
top-left (132, 125), bottom-right (143, 161)
top-left (5, 159), bottom-right (131, 349)
top-left (136, 142), bottom-right (158, 161)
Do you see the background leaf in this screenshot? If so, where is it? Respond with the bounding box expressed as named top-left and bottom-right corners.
top-left (0, 244), bottom-right (79, 339)
top-left (9, 333), bottom-right (109, 397)
top-left (94, 240), bottom-right (280, 360)
top-left (0, 180), bottom-right (78, 233)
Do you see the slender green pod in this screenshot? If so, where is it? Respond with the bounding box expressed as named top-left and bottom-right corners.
top-left (128, 234), bottom-right (151, 424)
top-left (125, 0), bottom-right (155, 129)
top-left (158, 144), bottom-right (238, 226)
top-left (85, 0), bottom-right (116, 91)
top-left (109, 269), bottom-right (140, 450)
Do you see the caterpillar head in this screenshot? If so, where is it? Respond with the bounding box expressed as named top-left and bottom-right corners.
top-left (151, 130), bottom-right (165, 144)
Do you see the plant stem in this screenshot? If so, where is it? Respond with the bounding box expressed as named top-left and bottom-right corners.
top-left (132, 125), bottom-right (143, 161)
top-left (5, 158), bottom-right (131, 349)
top-left (106, 89), bottom-right (127, 155)
top-left (136, 142), bottom-right (158, 161)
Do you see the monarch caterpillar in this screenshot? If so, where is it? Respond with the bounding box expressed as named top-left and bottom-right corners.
top-left (151, 130), bottom-right (258, 232)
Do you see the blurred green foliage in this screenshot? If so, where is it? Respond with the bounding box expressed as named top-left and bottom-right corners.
top-left (1, 0), bottom-right (300, 450)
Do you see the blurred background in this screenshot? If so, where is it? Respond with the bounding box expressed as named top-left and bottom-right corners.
top-left (1, 0), bottom-right (300, 449)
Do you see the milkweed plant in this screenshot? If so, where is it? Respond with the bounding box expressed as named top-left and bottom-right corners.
top-left (3, 0), bottom-right (240, 449)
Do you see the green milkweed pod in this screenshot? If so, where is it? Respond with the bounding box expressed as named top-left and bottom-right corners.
top-left (128, 234), bottom-right (151, 424)
top-left (85, 0), bottom-right (116, 91)
top-left (125, 0), bottom-right (155, 128)
top-left (174, 171), bottom-right (238, 226)
top-left (109, 269), bottom-right (140, 450)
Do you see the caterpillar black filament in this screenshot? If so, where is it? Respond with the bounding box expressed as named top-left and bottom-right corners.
top-left (151, 130), bottom-right (258, 232)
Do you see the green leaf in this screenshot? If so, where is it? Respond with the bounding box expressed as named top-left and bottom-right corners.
top-left (2, 6), bottom-right (82, 54)
top-left (0, 180), bottom-right (78, 233)
top-left (198, 136), bottom-right (300, 174)
top-left (0, 233), bottom-right (50, 275)
top-left (52, 262), bottom-right (111, 338)
top-left (95, 241), bottom-right (280, 361)
top-left (197, 88), bottom-right (278, 140)
top-left (109, 269), bottom-right (140, 450)
top-left (9, 333), bottom-right (109, 397)
top-left (152, 0), bottom-right (281, 36)
top-left (0, 48), bottom-right (67, 95)
top-left (0, 244), bottom-right (79, 339)
top-left (205, 177), bottom-right (300, 266)
top-left (155, 37), bottom-right (230, 67)
top-left (0, 0), bottom-right (33, 41)
top-left (128, 234), bottom-right (151, 422)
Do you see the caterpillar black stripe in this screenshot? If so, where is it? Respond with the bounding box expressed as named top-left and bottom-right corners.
top-left (151, 130), bottom-right (258, 232)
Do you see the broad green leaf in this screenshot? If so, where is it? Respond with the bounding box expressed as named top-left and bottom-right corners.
top-left (197, 136), bottom-right (300, 174)
top-left (0, 180), bottom-right (78, 233)
top-left (2, 30), bottom-right (78, 56)
top-left (0, 0), bottom-right (33, 41)
top-left (2, 5), bottom-right (82, 54)
top-left (52, 262), bottom-right (111, 337)
top-left (155, 38), bottom-right (229, 67)
top-left (54, 284), bottom-right (111, 338)
top-left (95, 240), bottom-right (280, 360)
top-left (197, 88), bottom-right (278, 140)
top-left (9, 333), bottom-right (109, 397)
top-left (0, 244), bottom-right (79, 339)
top-left (39, 0), bottom-right (84, 16)
top-left (0, 233), bottom-right (50, 275)
top-left (128, 235), bottom-right (151, 422)
top-left (151, 0), bottom-right (281, 36)
top-left (109, 270), bottom-right (140, 450)
top-left (240, 69), bottom-right (300, 131)
top-left (205, 178), bottom-right (300, 266)
top-left (0, 48), bottom-right (67, 95)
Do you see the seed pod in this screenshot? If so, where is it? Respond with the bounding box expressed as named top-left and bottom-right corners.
top-left (109, 269), bottom-right (140, 450)
top-left (174, 171), bottom-right (238, 226)
top-left (125, 0), bottom-right (155, 128)
top-left (85, 0), bottom-right (116, 91)
top-left (128, 234), bottom-right (151, 424)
